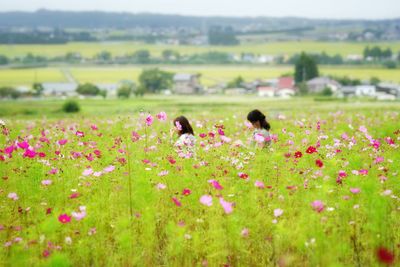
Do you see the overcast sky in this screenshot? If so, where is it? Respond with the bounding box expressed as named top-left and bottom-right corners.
top-left (1, 0), bottom-right (399, 19)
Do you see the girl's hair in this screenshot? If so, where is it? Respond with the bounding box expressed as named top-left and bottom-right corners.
top-left (173, 116), bottom-right (194, 135)
top-left (247, 109), bottom-right (271, 131)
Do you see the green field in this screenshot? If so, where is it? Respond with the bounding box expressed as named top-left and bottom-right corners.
top-left (0, 41), bottom-right (399, 58)
top-left (1, 65), bottom-right (400, 87)
top-left (0, 97), bottom-right (399, 266)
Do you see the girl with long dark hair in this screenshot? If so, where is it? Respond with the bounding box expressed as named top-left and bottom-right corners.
top-left (172, 116), bottom-right (196, 157)
top-left (247, 109), bottom-right (271, 148)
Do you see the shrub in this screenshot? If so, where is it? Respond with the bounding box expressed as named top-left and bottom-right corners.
top-left (62, 100), bottom-right (80, 113)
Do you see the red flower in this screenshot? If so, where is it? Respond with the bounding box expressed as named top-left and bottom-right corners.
top-left (238, 172), bottom-right (249, 179)
top-left (42, 249), bottom-right (51, 258)
top-left (58, 214), bottom-right (71, 224)
top-left (306, 146), bottom-right (317, 154)
top-left (182, 188), bottom-right (191, 196)
top-left (294, 151), bottom-right (303, 158)
top-left (376, 247), bottom-right (395, 265)
top-left (315, 159), bottom-right (324, 168)
top-left (69, 193), bottom-right (80, 199)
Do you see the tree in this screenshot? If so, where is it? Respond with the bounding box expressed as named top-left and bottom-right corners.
top-left (294, 52), bottom-right (319, 84)
top-left (226, 76), bottom-right (244, 88)
top-left (0, 55), bottom-right (9, 65)
top-left (76, 83), bottom-right (100, 96)
top-left (62, 100), bottom-right (80, 113)
top-left (208, 26), bottom-right (239, 45)
top-left (321, 87), bottom-right (333, 96)
top-left (162, 50), bottom-right (180, 61)
top-left (96, 51), bottom-right (112, 62)
top-left (382, 48), bottom-right (392, 59)
top-left (363, 46), bottom-right (370, 59)
top-left (99, 90), bottom-right (107, 99)
top-left (370, 77), bottom-right (381, 86)
top-left (0, 87), bottom-right (20, 99)
top-left (33, 83), bottom-right (44, 96)
top-left (132, 50), bottom-right (151, 64)
top-left (138, 68), bottom-right (173, 94)
top-left (117, 86), bottom-right (132, 99)
top-left (383, 61), bottom-right (397, 69)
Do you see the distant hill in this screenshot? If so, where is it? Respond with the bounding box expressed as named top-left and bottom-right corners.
top-left (0, 9), bottom-right (399, 31)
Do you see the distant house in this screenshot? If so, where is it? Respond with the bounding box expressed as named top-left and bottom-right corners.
top-left (339, 85), bottom-right (376, 97)
top-left (306, 77), bottom-right (341, 94)
top-left (42, 83), bottom-right (78, 97)
top-left (377, 83), bottom-right (400, 98)
top-left (173, 73), bottom-right (201, 94)
top-left (276, 77), bottom-right (296, 97)
top-left (257, 86), bottom-right (275, 97)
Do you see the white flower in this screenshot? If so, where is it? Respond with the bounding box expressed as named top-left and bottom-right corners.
top-left (0, 119), bottom-right (5, 127)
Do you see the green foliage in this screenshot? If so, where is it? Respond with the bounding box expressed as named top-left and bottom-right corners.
top-left (0, 86), bottom-right (20, 99)
top-left (96, 50), bottom-right (112, 62)
top-left (131, 50), bottom-right (151, 64)
top-left (333, 76), bottom-right (361, 86)
top-left (32, 82), bottom-right (44, 96)
top-left (162, 49), bottom-right (180, 61)
top-left (138, 68), bottom-right (174, 93)
top-left (321, 87), bottom-right (333, 96)
top-left (117, 86), bottom-right (132, 99)
top-left (0, 54), bottom-right (9, 65)
top-left (383, 60), bottom-right (397, 69)
top-left (99, 90), bottom-right (108, 99)
top-left (76, 83), bottom-right (100, 96)
top-left (62, 100), bottom-right (80, 113)
top-left (295, 52), bottom-right (319, 83)
top-left (297, 82), bottom-right (309, 95)
top-left (363, 46), bottom-right (393, 60)
top-left (226, 76), bottom-right (244, 88)
top-left (370, 77), bottom-right (381, 86)
top-left (208, 26), bottom-right (239, 45)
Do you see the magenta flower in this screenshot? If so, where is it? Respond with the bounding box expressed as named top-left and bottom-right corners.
top-left (359, 169), bottom-right (368, 175)
top-left (350, 188), bottom-right (361, 194)
top-left (145, 115), bottom-right (153, 126)
top-left (48, 168), bottom-right (58, 175)
top-left (208, 179), bottom-right (223, 190)
top-left (238, 172), bottom-right (249, 179)
top-left (23, 149), bottom-right (36, 158)
top-left (58, 139), bottom-right (68, 145)
top-left (75, 131), bottom-right (85, 137)
top-left (219, 198), bottom-right (233, 214)
top-left (5, 145), bottom-right (15, 155)
top-left (17, 141), bottom-right (29, 149)
top-left (311, 200), bottom-right (325, 213)
top-left (156, 111), bottom-right (167, 121)
top-left (182, 188), bottom-right (191, 196)
top-left (200, 195), bottom-right (213, 206)
top-left (58, 214), bottom-right (71, 224)
top-left (374, 157), bottom-right (384, 164)
top-left (172, 197), bottom-right (182, 207)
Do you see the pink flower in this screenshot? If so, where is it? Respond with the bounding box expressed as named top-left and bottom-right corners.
top-left (241, 228), bottom-right (249, 237)
top-left (5, 145), bottom-right (15, 155)
top-left (48, 168), bottom-right (58, 175)
top-left (91, 124), bottom-right (98, 130)
top-left (374, 157), bottom-right (384, 164)
top-left (58, 214), bottom-right (71, 224)
top-left (145, 115), bottom-right (153, 126)
top-left (338, 170), bottom-right (347, 178)
top-left (175, 121), bottom-right (182, 131)
top-left (350, 188), bottom-right (361, 194)
top-left (8, 192), bottom-right (18, 201)
top-left (359, 126), bottom-right (368, 133)
top-left (274, 208), bottom-right (284, 217)
top-left (311, 200), bottom-right (325, 213)
top-left (156, 111), bottom-right (167, 121)
top-left (82, 168), bottom-right (93, 176)
top-left (218, 128), bottom-right (225, 136)
top-left (219, 198), bottom-right (233, 214)
top-left (71, 206), bottom-right (86, 221)
top-left (103, 165), bottom-right (115, 173)
top-left (75, 131), bottom-right (85, 137)
top-left (208, 179), bottom-right (223, 190)
top-left (131, 131), bottom-right (140, 142)
top-left (254, 134), bottom-right (265, 144)
top-left (359, 169), bottom-right (368, 175)
top-left (58, 139), bottom-right (68, 145)
top-left (41, 180), bottom-right (52, 186)
top-left (254, 180), bottom-right (265, 189)
top-left (200, 195), bottom-right (213, 206)
top-left (69, 193), bottom-right (80, 199)
top-left (158, 170), bottom-right (169, 176)
top-left (93, 171), bottom-right (102, 177)
top-left (156, 183), bottom-right (167, 190)
top-left (172, 197), bottom-right (182, 207)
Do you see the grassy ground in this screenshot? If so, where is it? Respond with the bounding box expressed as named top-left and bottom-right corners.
top-left (0, 97), bottom-right (399, 266)
top-left (1, 65), bottom-right (400, 87)
top-left (0, 41), bottom-right (399, 58)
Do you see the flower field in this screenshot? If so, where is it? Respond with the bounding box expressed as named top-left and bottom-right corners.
top-left (0, 102), bottom-right (399, 266)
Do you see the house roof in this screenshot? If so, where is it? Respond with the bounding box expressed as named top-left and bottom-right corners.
top-left (307, 77), bottom-right (341, 87)
top-left (278, 77), bottom-right (294, 89)
top-left (173, 73), bottom-right (197, 82)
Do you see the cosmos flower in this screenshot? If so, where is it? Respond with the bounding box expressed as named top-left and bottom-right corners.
top-left (8, 192), bottom-right (18, 201)
top-left (219, 198), bottom-right (233, 214)
top-left (208, 179), bottom-right (223, 190)
top-left (172, 197), bottom-right (182, 207)
top-left (254, 180), bottom-right (265, 189)
top-left (315, 159), bottom-right (324, 168)
top-left (145, 115), bottom-right (154, 126)
top-left (311, 200), bottom-right (325, 213)
top-left (182, 188), bottom-right (191, 196)
top-left (156, 111), bottom-right (167, 121)
top-left (58, 214), bottom-right (71, 224)
top-left (199, 195), bottom-right (213, 206)
top-left (294, 151), bottom-right (303, 158)
top-left (350, 188), bottom-right (361, 194)
top-left (306, 146), bottom-right (317, 154)
top-left (274, 208), bottom-right (284, 217)
top-left (376, 247), bottom-right (395, 265)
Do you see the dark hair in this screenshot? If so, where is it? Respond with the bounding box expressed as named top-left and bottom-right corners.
top-left (247, 109), bottom-right (271, 131)
top-left (173, 116), bottom-right (194, 135)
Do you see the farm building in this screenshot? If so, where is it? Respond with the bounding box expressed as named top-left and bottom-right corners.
top-left (42, 83), bottom-right (78, 97)
top-left (173, 73), bottom-right (202, 94)
top-left (307, 77), bottom-right (341, 94)
top-left (339, 85), bottom-right (376, 97)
